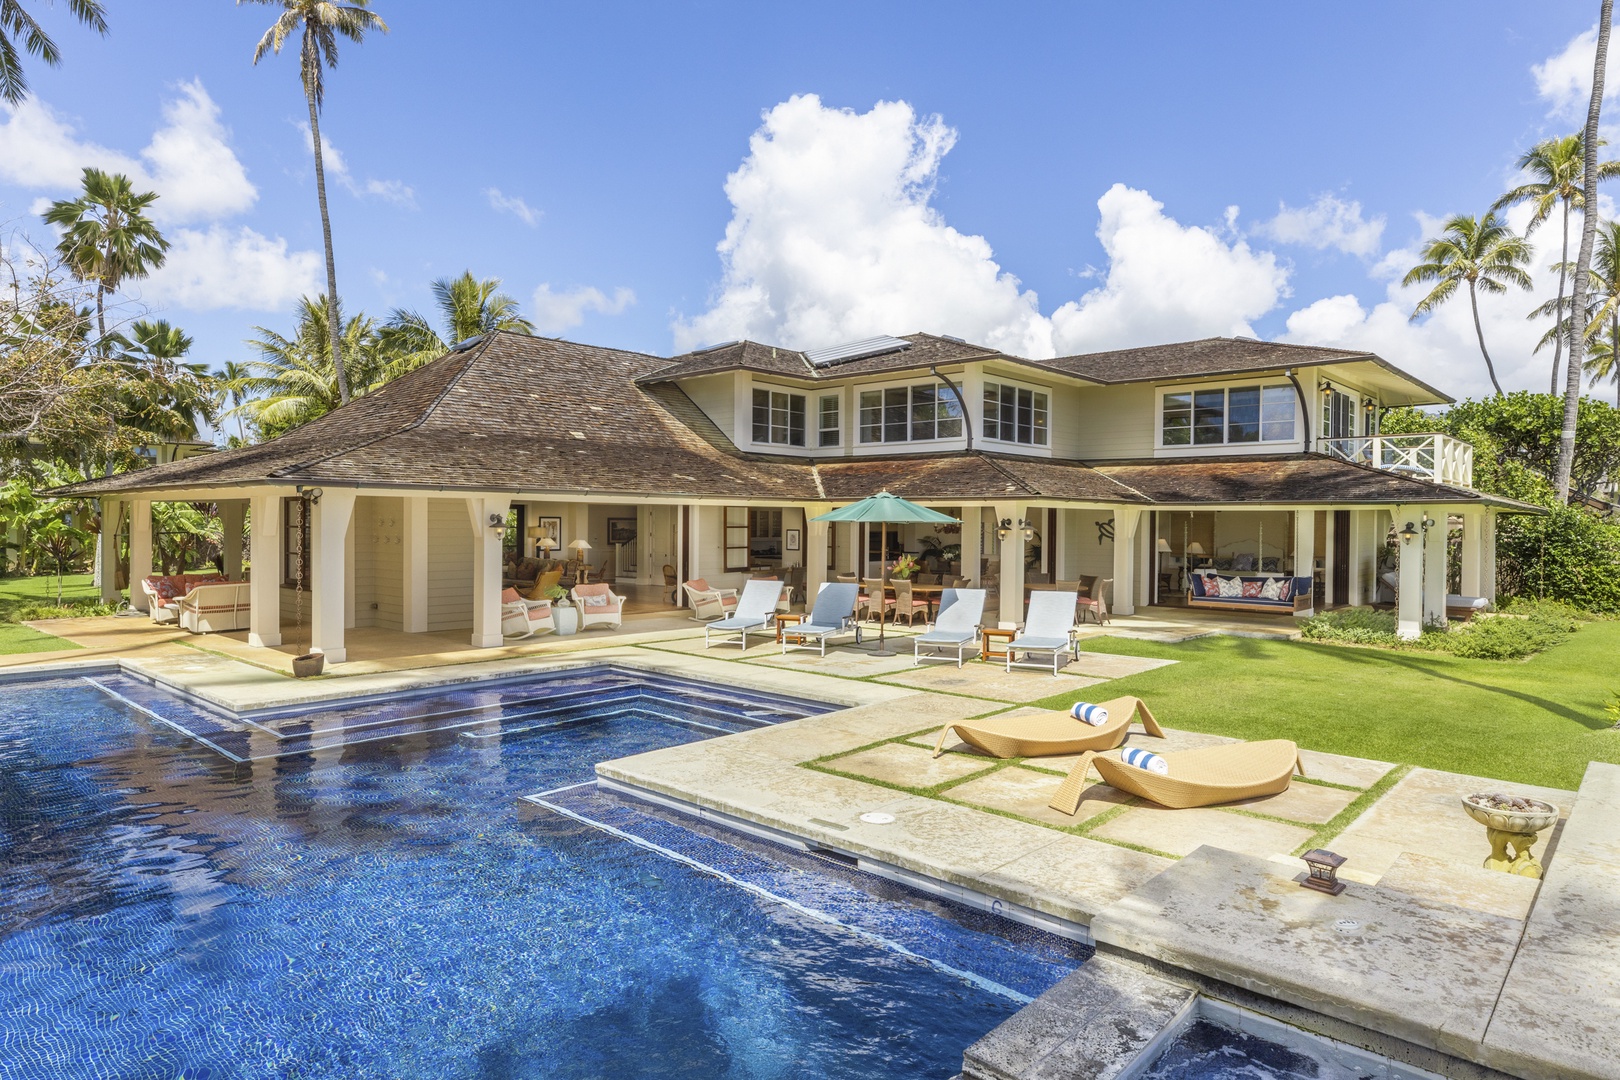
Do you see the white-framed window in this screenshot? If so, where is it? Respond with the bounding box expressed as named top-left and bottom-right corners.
top-left (982, 382), bottom-right (1049, 445)
top-left (818, 394), bottom-right (841, 448)
top-left (751, 387), bottom-right (806, 447)
top-left (1321, 387), bottom-right (1356, 440)
top-left (857, 383), bottom-right (963, 444)
top-left (1162, 384), bottom-right (1295, 447)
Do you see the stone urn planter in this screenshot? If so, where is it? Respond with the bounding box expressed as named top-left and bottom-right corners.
top-left (1461, 793), bottom-right (1559, 878)
top-left (292, 651), bottom-right (326, 678)
top-left (552, 603), bottom-right (579, 636)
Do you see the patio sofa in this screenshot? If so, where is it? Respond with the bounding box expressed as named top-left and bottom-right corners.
top-left (1186, 572), bottom-right (1313, 615)
top-left (178, 581), bottom-right (252, 634)
top-left (140, 573), bottom-right (232, 624)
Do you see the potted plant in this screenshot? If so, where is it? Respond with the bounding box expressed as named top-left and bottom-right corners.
top-left (890, 553), bottom-right (921, 580)
top-left (547, 584), bottom-right (579, 635)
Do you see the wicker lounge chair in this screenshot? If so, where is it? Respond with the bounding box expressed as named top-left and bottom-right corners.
top-left (1048, 738), bottom-right (1304, 814)
top-left (932, 695), bottom-right (1163, 759)
top-left (682, 579), bottom-right (738, 622)
top-left (570, 582), bottom-right (625, 630)
top-left (913, 588), bottom-right (986, 667)
top-left (780, 582), bottom-right (861, 656)
top-left (704, 579), bottom-right (786, 650)
top-left (501, 588), bottom-right (555, 640)
top-left (1005, 590), bottom-right (1080, 676)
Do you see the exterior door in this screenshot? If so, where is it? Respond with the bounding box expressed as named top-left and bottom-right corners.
top-left (1331, 510), bottom-right (1351, 605)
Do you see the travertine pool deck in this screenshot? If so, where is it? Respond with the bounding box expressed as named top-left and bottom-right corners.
top-left (4, 615), bottom-right (1613, 1079)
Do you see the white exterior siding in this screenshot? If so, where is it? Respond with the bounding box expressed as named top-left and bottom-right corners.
top-left (1053, 383), bottom-right (1156, 460)
top-left (426, 498), bottom-right (473, 631)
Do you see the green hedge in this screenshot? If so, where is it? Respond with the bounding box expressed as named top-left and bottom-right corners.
top-left (1498, 506), bottom-right (1620, 615)
top-left (1301, 600), bottom-right (1581, 660)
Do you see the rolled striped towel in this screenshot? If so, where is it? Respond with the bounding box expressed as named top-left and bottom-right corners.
top-left (1069, 702), bottom-right (1109, 726)
top-left (1120, 747), bottom-right (1169, 775)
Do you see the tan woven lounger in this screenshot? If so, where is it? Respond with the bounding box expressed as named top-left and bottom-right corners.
top-left (1049, 738), bottom-right (1303, 813)
top-left (932, 696), bottom-right (1164, 759)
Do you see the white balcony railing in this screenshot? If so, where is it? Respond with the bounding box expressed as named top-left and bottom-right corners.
top-left (1320, 432), bottom-right (1474, 489)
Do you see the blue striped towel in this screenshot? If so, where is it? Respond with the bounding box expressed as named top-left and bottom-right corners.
top-left (1070, 702), bottom-right (1109, 726)
top-left (1120, 747), bottom-right (1169, 775)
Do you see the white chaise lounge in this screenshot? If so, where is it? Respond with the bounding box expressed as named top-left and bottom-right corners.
top-left (913, 588), bottom-right (987, 667)
top-left (1005, 590), bottom-right (1080, 676)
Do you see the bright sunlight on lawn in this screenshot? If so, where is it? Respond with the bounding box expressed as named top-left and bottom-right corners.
top-left (1035, 622), bottom-right (1620, 791)
top-left (0, 573), bottom-right (99, 655)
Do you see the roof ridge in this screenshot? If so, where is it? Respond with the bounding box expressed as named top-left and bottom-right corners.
top-left (268, 337), bottom-right (491, 479)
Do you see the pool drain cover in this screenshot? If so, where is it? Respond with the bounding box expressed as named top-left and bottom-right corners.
top-left (859, 812), bottom-right (896, 825)
top-left (1334, 919), bottom-right (1361, 933)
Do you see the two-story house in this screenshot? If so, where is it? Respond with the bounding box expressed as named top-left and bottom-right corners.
top-left (58, 331), bottom-right (1532, 661)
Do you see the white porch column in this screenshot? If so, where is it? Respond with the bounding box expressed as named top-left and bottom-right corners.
top-left (1293, 508), bottom-right (1317, 616)
top-left (1346, 510), bottom-right (1370, 607)
top-left (221, 500), bottom-right (245, 581)
top-left (1395, 506), bottom-right (1423, 640)
top-left (247, 494), bottom-right (282, 647)
top-left (1460, 509), bottom-right (1483, 598)
top-left (466, 495), bottom-right (511, 648)
top-left (959, 506), bottom-right (982, 586)
top-left (1480, 511), bottom-right (1497, 602)
top-left (99, 498), bottom-right (122, 603)
top-left (1053, 509), bottom-right (1069, 580)
top-left (805, 502), bottom-right (831, 600)
top-left (1113, 507), bottom-right (1143, 616)
top-left (401, 496), bottom-right (429, 632)
top-left (1422, 510), bottom-right (1448, 627)
top-left (993, 503), bottom-right (1026, 625)
top-left (310, 490), bottom-right (356, 662)
top-left (128, 499), bottom-right (153, 611)
top-left (344, 510), bottom-right (357, 630)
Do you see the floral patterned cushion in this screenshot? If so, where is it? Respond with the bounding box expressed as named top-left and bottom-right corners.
top-left (1215, 575), bottom-right (1244, 598)
top-left (1241, 580), bottom-right (1266, 599)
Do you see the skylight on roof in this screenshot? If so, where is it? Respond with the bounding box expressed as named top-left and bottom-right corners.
top-left (803, 335), bottom-right (912, 368)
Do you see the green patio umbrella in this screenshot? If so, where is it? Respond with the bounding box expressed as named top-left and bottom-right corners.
top-left (812, 492), bottom-right (960, 656)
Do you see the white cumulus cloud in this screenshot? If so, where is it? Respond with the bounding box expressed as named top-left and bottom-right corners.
top-left (531, 283), bottom-right (635, 334)
top-left (299, 123), bottom-right (415, 208)
top-left (0, 80), bottom-right (255, 224)
top-left (674, 94), bottom-right (1054, 357)
top-left (1532, 24), bottom-right (1620, 119)
top-left (485, 187), bottom-right (540, 226)
top-left (1049, 184), bottom-right (1291, 355)
top-left (1257, 193), bottom-right (1385, 258)
top-left (139, 226), bottom-right (322, 311)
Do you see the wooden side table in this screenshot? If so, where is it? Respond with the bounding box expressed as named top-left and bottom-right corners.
top-left (981, 627), bottom-right (1016, 661)
top-left (775, 613), bottom-right (805, 644)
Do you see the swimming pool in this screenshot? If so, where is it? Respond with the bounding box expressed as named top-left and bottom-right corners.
top-left (0, 667), bottom-right (1086, 1079)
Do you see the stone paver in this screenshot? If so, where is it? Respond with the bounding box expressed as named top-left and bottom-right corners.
top-left (876, 662), bottom-right (1105, 702)
top-left (947, 765), bottom-right (1131, 827)
top-left (1375, 853), bottom-right (1540, 921)
top-left (976, 834), bottom-right (1174, 925)
top-left (1090, 804), bottom-right (1315, 860)
top-left (1297, 748), bottom-right (1395, 789)
top-left (747, 645), bottom-right (922, 677)
top-left (824, 741), bottom-right (995, 788)
top-left (1229, 779), bottom-right (1361, 825)
top-left (1331, 766), bottom-right (1574, 880)
top-left (1090, 847), bottom-right (1528, 1060)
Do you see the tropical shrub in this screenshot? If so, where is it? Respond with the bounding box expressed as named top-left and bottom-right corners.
top-left (1497, 505), bottom-right (1620, 614)
top-left (1300, 602), bottom-right (1580, 660)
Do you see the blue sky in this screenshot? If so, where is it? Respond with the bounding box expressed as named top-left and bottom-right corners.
top-left (0, 1), bottom-right (1613, 403)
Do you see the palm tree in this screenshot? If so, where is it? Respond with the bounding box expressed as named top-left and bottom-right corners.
top-left (43, 168), bottom-right (169, 347)
top-left (1494, 133), bottom-right (1620, 391)
top-left (216, 359), bottom-right (253, 444)
top-left (1565, 219), bottom-right (1620, 408)
top-left (116, 319), bottom-right (217, 442)
top-left (0, 0), bottom-right (106, 104)
top-left (1559, 0), bottom-right (1614, 502)
top-left (241, 0), bottom-right (388, 407)
top-left (1404, 212), bottom-right (1534, 397)
top-left (379, 271), bottom-right (535, 375)
top-left (232, 294), bottom-right (384, 439)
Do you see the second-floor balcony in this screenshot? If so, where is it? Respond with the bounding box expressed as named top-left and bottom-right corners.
top-left (1320, 432), bottom-right (1474, 490)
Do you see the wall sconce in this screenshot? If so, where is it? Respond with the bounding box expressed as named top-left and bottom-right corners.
top-left (996, 518), bottom-right (1035, 543)
top-left (1398, 521), bottom-right (1418, 544)
top-left (1362, 398), bottom-right (1376, 415)
top-left (488, 512), bottom-right (507, 533)
top-left (1300, 848), bottom-right (1347, 896)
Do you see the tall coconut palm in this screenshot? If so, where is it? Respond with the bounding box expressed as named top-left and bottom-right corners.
top-left (1560, 0), bottom-right (1614, 502)
top-left (1404, 212), bottom-right (1534, 397)
top-left (43, 168), bottom-right (169, 347)
top-left (240, 0), bottom-right (387, 407)
top-left (116, 319), bottom-right (217, 442)
top-left (216, 359), bottom-right (254, 443)
top-left (1494, 133), bottom-right (1620, 391)
top-left (232, 294), bottom-right (384, 439)
top-left (0, 0), bottom-right (106, 104)
top-left (379, 271), bottom-right (535, 376)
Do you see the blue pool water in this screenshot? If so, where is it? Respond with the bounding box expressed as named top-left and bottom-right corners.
top-left (0, 668), bottom-right (1085, 1079)
top-left (1142, 1018), bottom-right (1379, 1079)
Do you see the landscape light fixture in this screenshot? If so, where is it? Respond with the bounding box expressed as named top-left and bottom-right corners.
top-left (1300, 848), bottom-right (1347, 896)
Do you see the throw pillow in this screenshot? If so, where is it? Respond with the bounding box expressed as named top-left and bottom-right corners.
top-left (581, 593), bottom-right (609, 607)
top-left (1259, 578), bottom-right (1282, 601)
top-left (1274, 579), bottom-right (1294, 602)
top-left (1070, 702), bottom-right (1109, 726)
top-left (501, 587), bottom-right (522, 604)
top-left (1215, 575), bottom-right (1244, 598)
top-left (1241, 580), bottom-right (1265, 599)
top-left (1120, 747), bottom-right (1169, 775)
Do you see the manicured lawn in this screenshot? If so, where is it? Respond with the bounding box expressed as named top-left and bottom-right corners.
top-left (1033, 622), bottom-right (1620, 791)
top-left (0, 573), bottom-right (100, 655)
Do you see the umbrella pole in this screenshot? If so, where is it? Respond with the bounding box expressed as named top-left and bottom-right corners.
top-left (871, 518), bottom-right (895, 656)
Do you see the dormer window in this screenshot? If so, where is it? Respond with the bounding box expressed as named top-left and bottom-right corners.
top-left (752, 388), bottom-right (806, 447)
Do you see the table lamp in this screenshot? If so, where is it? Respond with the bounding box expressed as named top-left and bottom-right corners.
top-left (537, 535), bottom-right (558, 560)
top-left (569, 539), bottom-right (592, 563)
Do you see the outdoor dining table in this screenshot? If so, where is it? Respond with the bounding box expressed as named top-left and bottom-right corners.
top-left (871, 581), bottom-right (947, 620)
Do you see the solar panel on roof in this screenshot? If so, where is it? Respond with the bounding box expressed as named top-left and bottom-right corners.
top-left (803, 335), bottom-right (913, 367)
top-left (693, 340), bottom-right (739, 354)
